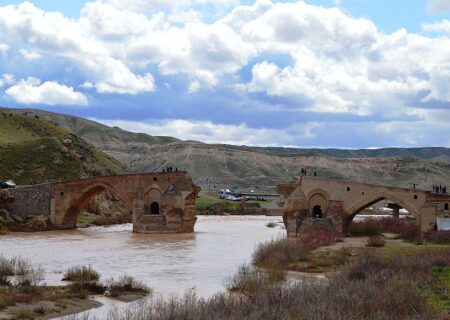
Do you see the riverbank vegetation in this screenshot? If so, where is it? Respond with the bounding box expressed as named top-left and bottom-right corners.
top-left (1, 223), bottom-right (449, 319)
top-left (76, 247), bottom-right (449, 320)
top-left (196, 196), bottom-right (242, 215)
top-left (350, 217), bottom-right (421, 241)
top-left (0, 259), bottom-right (150, 319)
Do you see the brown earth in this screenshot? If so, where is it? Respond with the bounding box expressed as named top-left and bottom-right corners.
top-left (5, 108), bottom-right (450, 190)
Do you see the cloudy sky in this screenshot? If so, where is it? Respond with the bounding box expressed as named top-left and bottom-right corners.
top-left (0, 0), bottom-right (450, 148)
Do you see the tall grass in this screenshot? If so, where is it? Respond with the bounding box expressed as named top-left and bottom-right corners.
top-left (425, 231), bottom-right (450, 244)
top-left (62, 265), bottom-right (100, 282)
top-left (252, 227), bottom-right (342, 269)
top-left (105, 274), bottom-right (149, 297)
top-left (76, 249), bottom-right (449, 320)
top-left (350, 217), bottom-right (421, 242)
top-left (0, 256), bottom-right (43, 287)
top-left (63, 265), bottom-right (104, 296)
top-left (224, 264), bottom-right (271, 295)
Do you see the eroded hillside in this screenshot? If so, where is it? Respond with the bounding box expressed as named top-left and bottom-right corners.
top-left (4, 108), bottom-right (450, 189)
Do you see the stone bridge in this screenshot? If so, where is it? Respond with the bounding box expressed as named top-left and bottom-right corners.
top-left (277, 176), bottom-right (450, 236)
top-left (9, 171), bottom-right (200, 233)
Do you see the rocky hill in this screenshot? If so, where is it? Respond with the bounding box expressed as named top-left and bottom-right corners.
top-left (2, 108), bottom-right (450, 190)
top-left (0, 109), bottom-right (126, 185)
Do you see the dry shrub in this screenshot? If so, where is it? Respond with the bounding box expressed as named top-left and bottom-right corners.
top-left (367, 235), bottom-right (386, 247)
top-left (63, 265), bottom-right (100, 282)
top-left (63, 265), bottom-right (105, 295)
top-left (350, 218), bottom-right (421, 242)
top-left (91, 250), bottom-right (449, 320)
top-left (253, 227), bottom-right (342, 269)
top-left (298, 225), bottom-right (343, 250)
top-left (0, 256), bottom-right (43, 289)
top-left (425, 231), bottom-right (450, 244)
top-left (252, 238), bottom-right (308, 269)
top-left (224, 264), bottom-right (270, 295)
top-left (105, 274), bottom-right (149, 297)
top-left (7, 293), bottom-right (32, 304)
top-left (350, 219), bottom-right (380, 236)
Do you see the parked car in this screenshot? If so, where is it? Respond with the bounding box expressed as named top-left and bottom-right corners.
top-left (226, 193), bottom-right (242, 201)
top-left (0, 181), bottom-right (16, 189)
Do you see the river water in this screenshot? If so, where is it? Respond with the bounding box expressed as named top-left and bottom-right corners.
top-left (0, 216), bottom-right (284, 300)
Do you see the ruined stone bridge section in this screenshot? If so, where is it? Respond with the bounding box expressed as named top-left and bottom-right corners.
top-left (9, 171), bottom-right (201, 233)
top-left (277, 176), bottom-right (450, 237)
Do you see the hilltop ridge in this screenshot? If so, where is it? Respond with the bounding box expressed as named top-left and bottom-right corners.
top-left (2, 107), bottom-right (450, 189)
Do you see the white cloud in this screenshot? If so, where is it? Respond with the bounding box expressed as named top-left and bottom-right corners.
top-left (423, 66), bottom-right (450, 102)
top-left (81, 56), bottom-right (155, 94)
top-left (427, 0), bottom-right (450, 14)
top-left (225, 1), bottom-right (449, 116)
top-left (0, 74), bottom-right (14, 88)
top-left (5, 77), bottom-right (88, 106)
top-left (94, 116), bottom-right (450, 148)
top-left (0, 0), bottom-right (448, 122)
top-left (0, 43), bottom-right (9, 55)
top-left (0, 2), bottom-right (155, 95)
top-left (19, 49), bottom-right (42, 61)
top-left (94, 118), bottom-right (319, 146)
top-left (423, 19), bottom-right (450, 33)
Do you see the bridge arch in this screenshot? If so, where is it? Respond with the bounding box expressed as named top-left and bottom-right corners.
top-left (61, 183), bottom-right (131, 227)
top-left (343, 190), bottom-right (420, 232)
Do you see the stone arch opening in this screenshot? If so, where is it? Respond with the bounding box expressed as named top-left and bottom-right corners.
top-left (149, 202), bottom-right (160, 215)
top-left (344, 193), bottom-right (416, 233)
top-left (308, 192), bottom-right (328, 218)
top-left (62, 185), bottom-right (130, 228)
top-left (312, 205), bottom-right (323, 218)
top-left (445, 203), bottom-right (449, 211)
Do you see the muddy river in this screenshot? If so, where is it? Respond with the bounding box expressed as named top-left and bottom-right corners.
top-left (0, 216), bottom-right (284, 301)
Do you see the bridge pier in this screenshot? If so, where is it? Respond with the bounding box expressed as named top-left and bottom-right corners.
top-left (387, 203), bottom-right (401, 219)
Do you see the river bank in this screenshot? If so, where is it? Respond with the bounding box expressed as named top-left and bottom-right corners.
top-left (0, 216), bottom-right (284, 318)
top-left (1, 216), bottom-right (448, 319)
top-left (60, 233), bottom-right (450, 320)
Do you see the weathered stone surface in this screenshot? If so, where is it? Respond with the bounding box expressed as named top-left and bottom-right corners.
top-left (8, 171), bottom-right (200, 234)
top-left (278, 176), bottom-right (450, 236)
top-left (8, 184), bottom-right (51, 219)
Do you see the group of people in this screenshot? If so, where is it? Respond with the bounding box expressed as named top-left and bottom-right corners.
top-left (163, 167), bottom-right (178, 172)
top-left (301, 168), bottom-right (317, 176)
top-left (432, 184), bottom-right (447, 194)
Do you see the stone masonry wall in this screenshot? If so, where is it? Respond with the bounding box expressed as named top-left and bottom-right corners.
top-left (9, 184), bottom-right (52, 219)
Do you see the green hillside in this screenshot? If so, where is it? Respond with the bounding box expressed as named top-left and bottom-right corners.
top-left (6, 108), bottom-right (179, 150)
top-left (0, 110), bottom-right (126, 185)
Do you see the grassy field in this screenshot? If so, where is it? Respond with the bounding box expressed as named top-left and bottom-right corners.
top-left (0, 110), bottom-right (125, 184)
top-left (195, 195), bottom-right (241, 211)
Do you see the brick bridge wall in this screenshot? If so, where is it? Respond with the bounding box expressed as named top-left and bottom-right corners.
top-left (8, 184), bottom-right (52, 219)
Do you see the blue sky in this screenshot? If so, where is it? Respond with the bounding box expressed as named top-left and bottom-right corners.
top-left (0, 0), bottom-right (450, 148)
